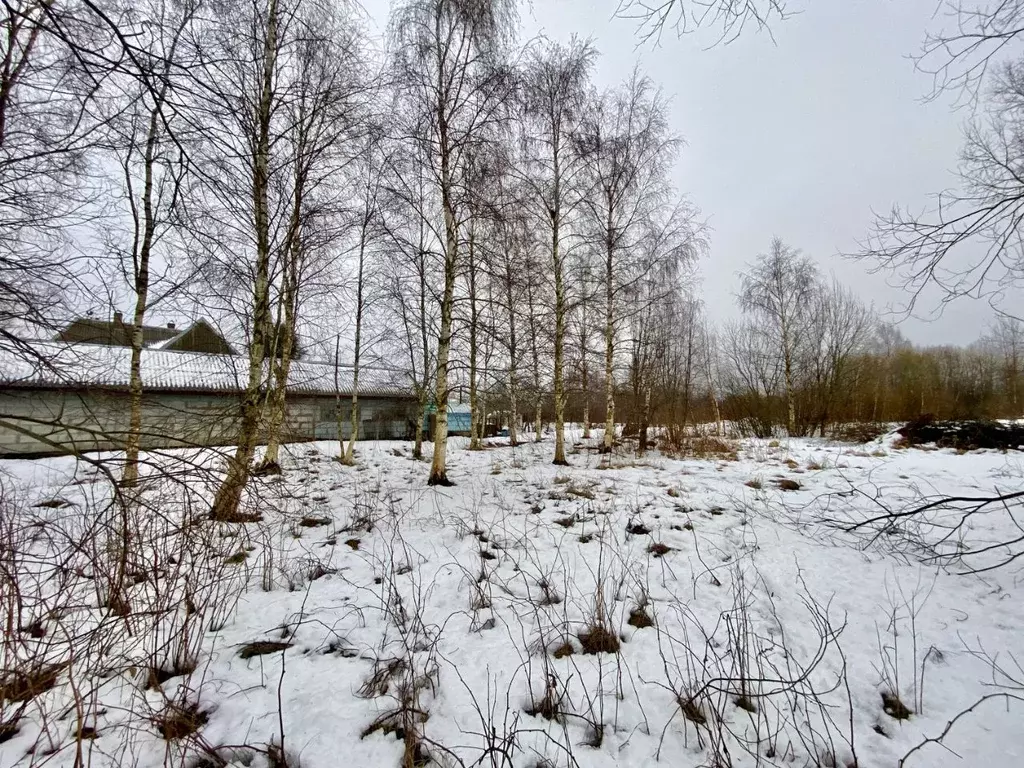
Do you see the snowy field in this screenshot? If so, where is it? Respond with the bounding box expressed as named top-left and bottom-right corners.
top-left (1, 430), bottom-right (1023, 768)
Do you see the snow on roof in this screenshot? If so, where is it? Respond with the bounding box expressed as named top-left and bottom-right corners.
top-left (147, 328), bottom-right (190, 350)
top-left (54, 317), bottom-right (237, 355)
top-left (0, 342), bottom-right (413, 399)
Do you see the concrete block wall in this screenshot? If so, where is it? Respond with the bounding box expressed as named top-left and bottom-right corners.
top-left (0, 389), bottom-right (417, 457)
top-left (292, 396), bottom-right (417, 441)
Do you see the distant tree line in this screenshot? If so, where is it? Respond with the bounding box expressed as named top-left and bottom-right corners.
top-left (603, 239), bottom-right (1024, 439)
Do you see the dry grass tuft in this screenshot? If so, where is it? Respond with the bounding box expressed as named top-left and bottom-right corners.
top-left (552, 641), bottom-right (575, 659)
top-left (33, 498), bottom-right (71, 509)
top-left (669, 435), bottom-right (739, 461)
top-left (881, 691), bottom-right (912, 720)
top-left (360, 709), bottom-right (431, 767)
top-left (566, 483), bottom-right (596, 500)
top-left (537, 579), bottom-right (562, 605)
top-left (360, 710), bottom-right (406, 739)
top-left (0, 718), bottom-right (19, 744)
top-left (147, 660), bottom-right (197, 690)
top-left (211, 509), bottom-right (263, 523)
top-left (745, 477), bottom-right (763, 489)
top-left (734, 695), bottom-right (757, 713)
top-left (525, 695), bottom-right (559, 721)
top-left (299, 516), bottom-right (332, 528)
top-left (153, 702), bottom-right (209, 740)
top-left (627, 606), bottom-right (654, 629)
top-left (0, 663), bottom-right (66, 703)
top-left (678, 696), bottom-right (707, 725)
top-left (647, 542), bottom-right (672, 558)
top-left (525, 676), bottom-right (564, 722)
top-left (775, 478), bottom-right (801, 491)
top-left (238, 641), bottom-right (292, 659)
top-left (357, 658), bottom-right (406, 698)
top-left (626, 520), bottom-right (651, 535)
top-left (307, 562), bottom-right (336, 581)
top-left (578, 625), bottom-right (621, 655)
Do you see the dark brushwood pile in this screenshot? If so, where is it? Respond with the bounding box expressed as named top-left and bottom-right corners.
top-left (898, 414), bottom-right (1024, 451)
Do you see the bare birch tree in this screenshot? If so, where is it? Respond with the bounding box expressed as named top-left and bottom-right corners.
top-left (701, 313), bottom-right (723, 434)
top-left (523, 248), bottom-right (547, 442)
top-left (985, 315), bottom-right (1024, 414)
top-left (479, 161), bottom-right (530, 445)
top-left (571, 253), bottom-right (601, 439)
top-left (738, 237), bottom-right (818, 436)
top-left (802, 280), bottom-right (874, 435)
top-left (192, 0), bottom-right (295, 520)
top-left (380, 129), bottom-right (440, 460)
top-left (341, 130), bottom-right (388, 464)
top-left (582, 69), bottom-right (678, 454)
top-left (390, 0), bottom-right (514, 485)
top-left (614, 0), bottom-right (788, 44)
top-left (720, 317), bottom-right (784, 437)
top-left (0, 1), bottom-right (105, 349)
top-left (106, 0), bottom-right (198, 489)
top-left (856, 4), bottom-right (1024, 309)
top-left (520, 36), bottom-right (596, 464)
top-left (624, 201), bottom-right (702, 450)
top-left (461, 147), bottom-right (504, 450)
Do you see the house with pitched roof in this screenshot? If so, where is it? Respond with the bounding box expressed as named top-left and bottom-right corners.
top-left (54, 313), bottom-right (236, 355)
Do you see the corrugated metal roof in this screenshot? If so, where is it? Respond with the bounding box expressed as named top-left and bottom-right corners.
top-left (0, 342), bottom-right (414, 398)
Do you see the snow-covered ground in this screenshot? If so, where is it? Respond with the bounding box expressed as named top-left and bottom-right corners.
top-left (1, 430), bottom-right (1023, 768)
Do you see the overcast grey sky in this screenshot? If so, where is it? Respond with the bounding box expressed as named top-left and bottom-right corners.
top-left (363, 0), bottom-right (1002, 346)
